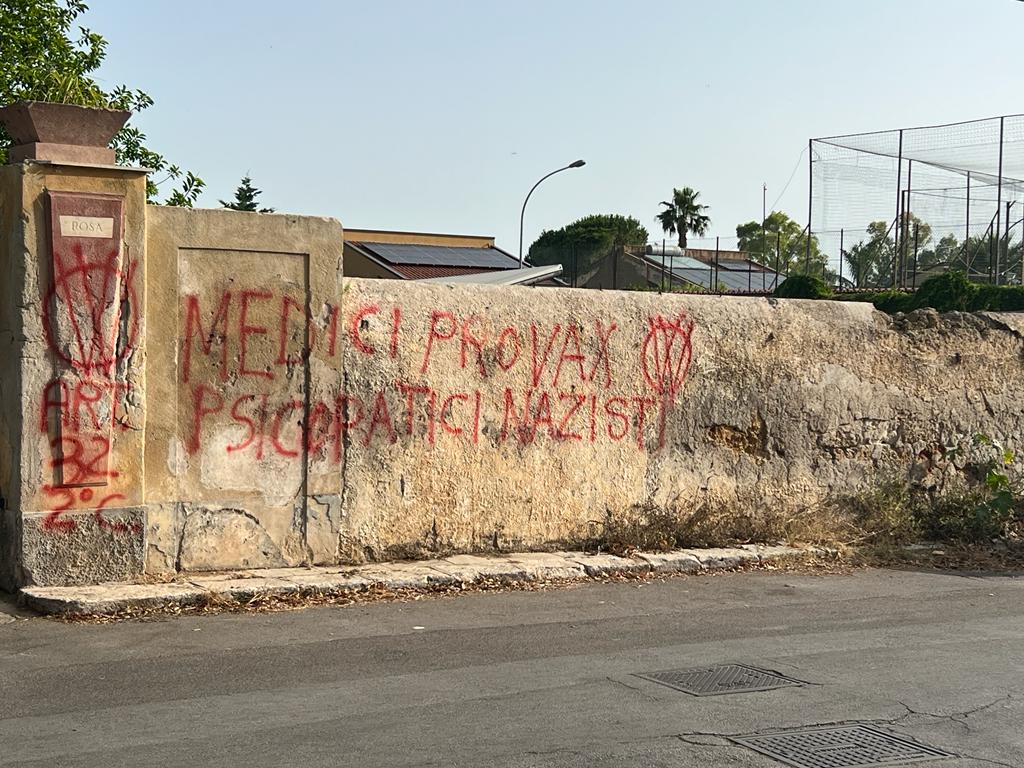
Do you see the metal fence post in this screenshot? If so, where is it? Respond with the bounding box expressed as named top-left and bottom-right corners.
top-left (773, 231), bottom-right (781, 291)
top-left (995, 116), bottom-right (1005, 285)
top-left (660, 239), bottom-right (665, 292)
top-left (838, 228), bottom-right (844, 290)
top-left (1006, 201), bottom-right (1012, 286)
top-left (806, 140), bottom-right (813, 269)
top-left (965, 171), bottom-right (971, 274)
top-left (912, 222), bottom-right (919, 290)
top-left (894, 129), bottom-right (904, 283)
top-left (715, 237), bottom-right (720, 294)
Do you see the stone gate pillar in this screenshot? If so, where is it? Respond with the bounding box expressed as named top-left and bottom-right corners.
top-left (0, 111), bottom-right (149, 588)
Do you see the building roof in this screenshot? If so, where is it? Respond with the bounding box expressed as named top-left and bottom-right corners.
top-left (638, 251), bottom-right (786, 293)
top-left (346, 238), bottom-right (522, 280)
top-left (344, 228), bottom-right (494, 248)
top-left (420, 264), bottom-right (563, 286)
top-left (391, 265), bottom-right (506, 280)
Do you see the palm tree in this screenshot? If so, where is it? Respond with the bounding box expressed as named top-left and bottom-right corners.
top-left (656, 187), bottom-right (711, 249)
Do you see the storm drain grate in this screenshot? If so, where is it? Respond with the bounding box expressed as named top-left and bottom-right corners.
top-left (730, 724), bottom-right (955, 768)
top-left (634, 663), bottom-right (804, 696)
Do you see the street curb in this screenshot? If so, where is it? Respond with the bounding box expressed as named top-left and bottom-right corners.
top-left (19, 544), bottom-right (837, 617)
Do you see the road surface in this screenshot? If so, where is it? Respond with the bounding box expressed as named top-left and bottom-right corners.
top-left (1, 567), bottom-right (1021, 767)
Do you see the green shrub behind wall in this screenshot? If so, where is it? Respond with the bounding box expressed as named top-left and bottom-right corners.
top-left (821, 272), bottom-right (1024, 314)
top-left (909, 272), bottom-right (977, 312)
top-left (973, 284), bottom-right (1024, 311)
top-left (773, 274), bottom-right (833, 299)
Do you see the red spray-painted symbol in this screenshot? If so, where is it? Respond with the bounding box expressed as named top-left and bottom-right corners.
top-left (640, 312), bottom-right (695, 449)
top-left (641, 313), bottom-right (695, 399)
top-left (42, 244), bottom-right (138, 376)
top-left (38, 193), bottom-right (137, 533)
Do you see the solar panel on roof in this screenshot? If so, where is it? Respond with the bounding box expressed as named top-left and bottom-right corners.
top-left (671, 268), bottom-right (714, 290)
top-left (356, 242), bottom-right (517, 270)
top-left (643, 255), bottom-right (710, 270)
top-left (670, 267), bottom-right (783, 292)
top-left (717, 260), bottom-right (769, 272)
top-left (667, 256), bottom-right (710, 270)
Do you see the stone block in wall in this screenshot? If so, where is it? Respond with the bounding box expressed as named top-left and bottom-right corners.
top-left (21, 507), bottom-right (145, 586)
top-left (307, 493), bottom-right (343, 565)
top-left (176, 504), bottom-right (289, 572)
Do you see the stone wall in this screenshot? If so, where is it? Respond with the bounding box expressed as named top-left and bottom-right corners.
top-left (333, 281), bottom-right (1024, 559)
top-left (166, 271), bottom-right (1024, 570)
top-left (143, 206), bottom-right (345, 575)
top-left (2, 160), bottom-right (1023, 587)
top-left (0, 166), bottom-right (24, 591)
top-left (0, 162), bottom-right (149, 589)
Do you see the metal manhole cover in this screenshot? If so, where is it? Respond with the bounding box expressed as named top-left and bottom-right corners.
top-left (633, 663), bottom-right (804, 696)
top-left (730, 724), bottom-right (955, 768)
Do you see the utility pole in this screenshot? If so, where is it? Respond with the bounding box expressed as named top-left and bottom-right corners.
top-left (762, 183), bottom-right (767, 267)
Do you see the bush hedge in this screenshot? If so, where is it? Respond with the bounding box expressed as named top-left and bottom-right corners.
top-left (772, 273), bottom-right (833, 299)
top-left (781, 272), bottom-right (1024, 314)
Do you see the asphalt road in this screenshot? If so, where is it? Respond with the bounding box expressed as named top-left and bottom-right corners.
top-left (1, 567), bottom-right (1021, 768)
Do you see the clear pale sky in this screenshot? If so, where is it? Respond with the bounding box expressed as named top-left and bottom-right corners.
top-left (84, 0), bottom-right (1022, 254)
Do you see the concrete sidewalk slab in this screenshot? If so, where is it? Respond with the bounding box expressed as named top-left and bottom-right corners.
top-left (499, 552), bottom-right (587, 580)
top-left (21, 583), bottom-right (207, 616)
top-left (563, 552), bottom-right (648, 576)
top-left (686, 546), bottom-right (759, 569)
top-left (186, 575), bottom-right (301, 601)
top-left (18, 544), bottom-right (828, 617)
top-left (635, 550), bottom-right (704, 573)
top-left (354, 562), bottom-right (457, 588)
top-left (431, 554), bottom-right (532, 582)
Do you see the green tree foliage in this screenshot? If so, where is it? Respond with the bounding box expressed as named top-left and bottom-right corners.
top-left (220, 176), bottom-right (274, 213)
top-left (910, 271), bottom-right (976, 312)
top-left (528, 214), bottom-right (648, 277)
top-left (0, 0), bottom-right (203, 205)
top-left (844, 216), bottom-right (932, 288)
top-left (844, 221), bottom-right (893, 288)
top-left (656, 187), bottom-right (710, 249)
top-left (916, 232), bottom-right (955, 272)
top-left (957, 234), bottom-right (1023, 283)
top-left (735, 210), bottom-right (826, 276)
top-left (772, 273), bottom-right (833, 299)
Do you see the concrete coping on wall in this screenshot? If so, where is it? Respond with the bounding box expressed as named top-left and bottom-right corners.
top-left (21, 159), bottom-right (151, 173)
top-left (17, 543), bottom-right (837, 617)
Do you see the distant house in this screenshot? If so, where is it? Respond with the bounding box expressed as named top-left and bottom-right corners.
top-left (580, 244), bottom-right (785, 293)
top-left (343, 229), bottom-right (559, 285)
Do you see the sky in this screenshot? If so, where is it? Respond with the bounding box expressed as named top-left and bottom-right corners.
top-left (82, 0), bottom-right (1023, 255)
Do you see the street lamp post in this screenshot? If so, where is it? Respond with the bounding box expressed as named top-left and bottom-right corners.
top-left (518, 159), bottom-right (586, 267)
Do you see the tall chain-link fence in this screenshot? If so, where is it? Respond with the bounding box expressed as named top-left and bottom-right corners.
top-left (812, 114), bottom-right (1024, 289)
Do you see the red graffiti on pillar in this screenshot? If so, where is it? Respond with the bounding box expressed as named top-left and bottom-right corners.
top-left (39, 191), bottom-right (136, 534)
top-left (42, 238), bottom-right (137, 374)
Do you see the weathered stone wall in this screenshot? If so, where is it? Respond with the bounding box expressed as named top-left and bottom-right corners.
top-left (143, 206), bottom-right (345, 576)
top-left (333, 281), bottom-right (1024, 559)
top-left (3, 160), bottom-right (1024, 587)
top-left (0, 162), bottom-right (149, 588)
top-left (169, 271), bottom-right (1024, 569)
top-left (0, 166), bottom-right (25, 591)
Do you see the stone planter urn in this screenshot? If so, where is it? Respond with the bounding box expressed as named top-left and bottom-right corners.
top-left (0, 101), bottom-right (129, 165)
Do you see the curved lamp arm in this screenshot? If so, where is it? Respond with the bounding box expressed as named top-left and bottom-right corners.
top-left (519, 159), bottom-right (586, 267)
